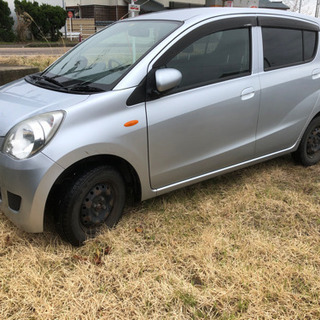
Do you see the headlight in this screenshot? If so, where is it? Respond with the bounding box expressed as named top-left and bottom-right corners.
top-left (3, 111), bottom-right (64, 160)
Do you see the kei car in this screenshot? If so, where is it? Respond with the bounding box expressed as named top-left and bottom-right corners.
top-left (1, 8), bottom-right (320, 245)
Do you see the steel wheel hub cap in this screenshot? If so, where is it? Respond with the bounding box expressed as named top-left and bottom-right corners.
top-left (80, 183), bottom-right (114, 227)
top-left (307, 127), bottom-right (320, 157)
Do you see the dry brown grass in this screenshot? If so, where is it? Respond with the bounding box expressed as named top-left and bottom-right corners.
top-left (0, 155), bottom-right (320, 319)
top-left (1, 57), bottom-right (320, 319)
top-left (0, 56), bottom-right (57, 71)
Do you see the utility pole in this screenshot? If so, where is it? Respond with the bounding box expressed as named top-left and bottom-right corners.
top-left (316, 0), bottom-right (320, 17)
top-left (128, 0), bottom-right (140, 18)
top-left (62, 0), bottom-right (67, 39)
top-left (129, 0), bottom-right (135, 17)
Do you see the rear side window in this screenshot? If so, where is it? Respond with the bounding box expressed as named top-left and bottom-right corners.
top-left (262, 28), bottom-right (317, 71)
top-left (304, 31), bottom-right (317, 60)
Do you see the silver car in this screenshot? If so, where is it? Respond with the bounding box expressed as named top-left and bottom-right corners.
top-left (1, 8), bottom-right (320, 245)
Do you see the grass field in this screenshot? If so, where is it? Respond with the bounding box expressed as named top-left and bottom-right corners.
top-left (0, 57), bottom-right (320, 319)
top-left (0, 56), bottom-right (57, 71)
top-left (0, 156), bottom-right (319, 319)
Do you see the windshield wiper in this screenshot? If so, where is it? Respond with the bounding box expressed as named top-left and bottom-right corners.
top-left (47, 63), bottom-right (131, 83)
top-left (64, 64), bottom-right (130, 93)
top-left (27, 74), bottom-right (65, 89)
top-left (67, 84), bottom-right (104, 93)
top-left (41, 75), bottom-right (64, 87)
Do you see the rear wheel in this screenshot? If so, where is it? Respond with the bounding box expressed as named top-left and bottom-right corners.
top-left (292, 117), bottom-right (320, 166)
top-left (57, 166), bottom-right (125, 246)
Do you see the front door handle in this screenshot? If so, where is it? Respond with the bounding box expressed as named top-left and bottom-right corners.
top-left (241, 87), bottom-right (255, 101)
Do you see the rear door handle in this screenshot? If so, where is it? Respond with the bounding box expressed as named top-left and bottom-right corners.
top-left (312, 69), bottom-right (320, 80)
top-left (241, 87), bottom-right (255, 101)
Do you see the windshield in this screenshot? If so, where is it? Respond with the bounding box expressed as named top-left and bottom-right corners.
top-left (33, 20), bottom-right (181, 93)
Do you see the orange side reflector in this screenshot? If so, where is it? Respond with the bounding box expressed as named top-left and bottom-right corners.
top-left (124, 120), bottom-right (139, 127)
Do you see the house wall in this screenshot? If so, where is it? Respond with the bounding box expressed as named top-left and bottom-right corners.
top-left (83, 5), bottom-right (127, 20)
top-left (67, 4), bottom-right (128, 21)
top-left (66, 0), bottom-right (127, 6)
top-left (162, 0), bottom-right (205, 7)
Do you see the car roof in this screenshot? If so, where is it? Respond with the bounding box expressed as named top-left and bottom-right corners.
top-left (132, 7), bottom-right (319, 25)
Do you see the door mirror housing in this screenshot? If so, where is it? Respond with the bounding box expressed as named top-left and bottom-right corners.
top-left (155, 68), bottom-right (182, 92)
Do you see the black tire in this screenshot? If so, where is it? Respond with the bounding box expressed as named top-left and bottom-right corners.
top-left (57, 166), bottom-right (125, 246)
top-left (292, 117), bottom-right (320, 166)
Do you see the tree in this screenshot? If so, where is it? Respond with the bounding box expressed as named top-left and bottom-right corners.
top-left (0, 0), bottom-right (15, 42)
top-left (283, 0), bottom-right (316, 15)
top-left (41, 4), bottom-right (67, 41)
top-left (15, 0), bottom-right (67, 41)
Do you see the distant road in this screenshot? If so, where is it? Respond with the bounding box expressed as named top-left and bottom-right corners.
top-left (0, 47), bottom-right (71, 56)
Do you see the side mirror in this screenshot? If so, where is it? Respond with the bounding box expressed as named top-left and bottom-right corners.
top-left (155, 68), bottom-right (182, 93)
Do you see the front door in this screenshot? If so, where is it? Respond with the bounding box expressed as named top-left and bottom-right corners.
top-left (146, 20), bottom-right (261, 189)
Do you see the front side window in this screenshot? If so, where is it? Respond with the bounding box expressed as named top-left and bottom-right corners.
top-left (162, 27), bottom-right (251, 91)
top-left (27, 20), bottom-right (181, 93)
top-left (262, 28), bottom-right (317, 71)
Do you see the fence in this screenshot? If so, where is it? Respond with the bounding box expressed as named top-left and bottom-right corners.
top-left (66, 18), bottom-right (96, 41)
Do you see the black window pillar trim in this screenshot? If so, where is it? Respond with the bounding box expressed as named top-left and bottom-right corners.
top-left (153, 16), bottom-right (257, 69)
top-left (257, 16), bottom-right (319, 32)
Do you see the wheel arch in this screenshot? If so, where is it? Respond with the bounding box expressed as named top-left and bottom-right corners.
top-left (44, 154), bottom-right (142, 223)
top-left (311, 111), bottom-right (320, 121)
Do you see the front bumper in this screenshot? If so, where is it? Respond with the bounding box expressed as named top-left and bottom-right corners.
top-left (0, 150), bottom-right (64, 233)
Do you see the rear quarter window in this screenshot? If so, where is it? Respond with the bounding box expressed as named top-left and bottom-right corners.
top-left (304, 30), bottom-right (317, 60)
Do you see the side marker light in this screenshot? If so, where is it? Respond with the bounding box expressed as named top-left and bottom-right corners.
top-left (124, 120), bottom-right (139, 127)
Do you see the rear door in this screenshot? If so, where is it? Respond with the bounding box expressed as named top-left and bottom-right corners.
top-left (145, 17), bottom-right (261, 189)
top-left (255, 16), bottom-right (320, 157)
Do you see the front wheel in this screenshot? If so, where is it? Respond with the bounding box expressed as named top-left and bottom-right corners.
top-left (292, 117), bottom-right (320, 166)
top-left (57, 166), bottom-right (125, 246)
